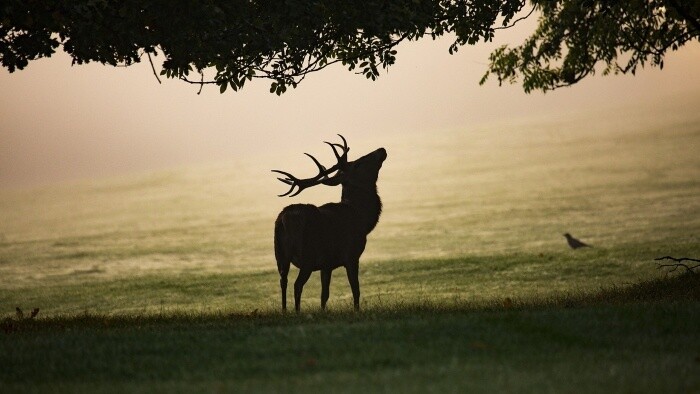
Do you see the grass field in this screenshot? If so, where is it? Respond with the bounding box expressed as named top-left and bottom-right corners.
top-left (1, 98), bottom-right (700, 392)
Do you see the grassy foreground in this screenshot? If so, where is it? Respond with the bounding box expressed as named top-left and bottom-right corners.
top-left (2, 273), bottom-right (699, 393)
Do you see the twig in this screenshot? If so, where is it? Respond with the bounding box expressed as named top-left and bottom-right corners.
top-left (655, 256), bottom-right (700, 263)
top-left (147, 52), bottom-right (162, 84)
top-left (654, 256), bottom-right (700, 274)
top-left (494, 6), bottom-right (536, 30)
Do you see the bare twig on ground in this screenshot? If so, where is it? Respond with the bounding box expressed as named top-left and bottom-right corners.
top-left (655, 256), bottom-right (700, 275)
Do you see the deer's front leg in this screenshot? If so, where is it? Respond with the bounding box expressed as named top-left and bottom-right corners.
top-left (346, 262), bottom-right (360, 311)
top-left (321, 269), bottom-right (333, 310)
top-left (294, 269), bottom-right (312, 312)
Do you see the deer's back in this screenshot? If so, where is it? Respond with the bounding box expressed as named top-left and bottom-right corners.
top-left (275, 203), bottom-right (367, 271)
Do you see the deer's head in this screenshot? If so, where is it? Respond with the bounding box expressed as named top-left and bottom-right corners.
top-left (272, 135), bottom-right (386, 197)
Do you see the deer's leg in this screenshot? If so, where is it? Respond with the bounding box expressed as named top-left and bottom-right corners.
top-left (277, 259), bottom-right (290, 312)
top-left (274, 220), bottom-right (290, 311)
top-left (280, 271), bottom-right (288, 311)
top-left (321, 269), bottom-right (333, 310)
top-left (345, 262), bottom-right (361, 311)
top-left (294, 268), bottom-right (312, 312)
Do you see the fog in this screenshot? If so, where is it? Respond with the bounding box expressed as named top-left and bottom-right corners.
top-left (1, 21), bottom-right (700, 187)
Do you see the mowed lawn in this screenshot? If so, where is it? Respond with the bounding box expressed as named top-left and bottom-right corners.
top-left (1, 102), bottom-right (700, 392)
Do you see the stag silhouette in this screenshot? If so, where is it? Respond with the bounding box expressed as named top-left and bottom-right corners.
top-left (273, 135), bottom-right (386, 312)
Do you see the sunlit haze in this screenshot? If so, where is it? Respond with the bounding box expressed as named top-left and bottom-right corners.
top-left (1, 20), bottom-right (700, 187)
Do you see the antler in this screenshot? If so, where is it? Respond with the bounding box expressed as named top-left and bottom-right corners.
top-left (272, 134), bottom-right (350, 197)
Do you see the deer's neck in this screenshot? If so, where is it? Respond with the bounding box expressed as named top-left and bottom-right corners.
top-left (341, 184), bottom-right (382, 234)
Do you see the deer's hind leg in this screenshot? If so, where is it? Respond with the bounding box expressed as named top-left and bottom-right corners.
top-left (321, 269), bottom-right (333, 310)
top-left (279, 269), bottom-right (289, 311)
top-left (274, 236), bottom-right (290, 311)
top-left (276, 255), bottom-right (290, 311)
top-left (274, 216), bottom-right (291, 311)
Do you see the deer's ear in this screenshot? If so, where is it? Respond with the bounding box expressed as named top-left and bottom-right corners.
top-left (321, 175), bottom-right (344, 186)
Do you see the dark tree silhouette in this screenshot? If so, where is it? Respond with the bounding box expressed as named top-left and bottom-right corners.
top-left (482, 0), bottom-right (700, 92)
top-left (0, 0), bottom-right (524, 94)
top-left (273, 135), bottom-right (386, 311)
top-left (2, 1), bottom-right (697, 94)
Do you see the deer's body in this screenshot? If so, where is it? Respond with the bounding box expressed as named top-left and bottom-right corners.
top-left (275, 202), bottom-right (369, 271)
top-left (272, 138), bottom-right (385, 311)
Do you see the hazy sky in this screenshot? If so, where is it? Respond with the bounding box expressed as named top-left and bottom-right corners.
top-left (2, 19), bottom-right (700, 187)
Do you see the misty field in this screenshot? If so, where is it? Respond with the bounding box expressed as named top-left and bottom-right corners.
top-left (1, 102), bottom-right (700, 392)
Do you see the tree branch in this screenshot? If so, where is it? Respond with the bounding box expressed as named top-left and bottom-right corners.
top-left (494, 6), bottom-right (536, 30)
top-left (655, 256), bottom-right (700, 274)
top-left (177, 32), bottom-right (410, 94)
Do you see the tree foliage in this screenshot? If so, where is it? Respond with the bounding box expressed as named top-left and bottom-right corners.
top-left (0, 0), bottom-right (524, 94)
top-left (1, 1), bottom-right (698, 95)
top-left (481, 0), bottom-right (700, 92)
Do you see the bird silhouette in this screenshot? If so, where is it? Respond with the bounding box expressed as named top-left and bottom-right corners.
top-left (563, 233), bottom-right (591, 249)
